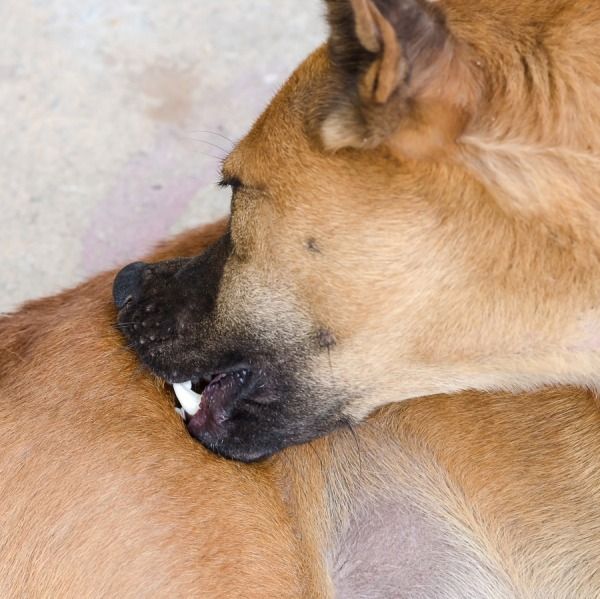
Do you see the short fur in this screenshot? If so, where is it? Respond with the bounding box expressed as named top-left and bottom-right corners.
top-left (116, 0), bottom-right (600, 461)
top-left (5, 0), bottom-right (600, 593)
top-left (3, 222), bottom-right (600, 597)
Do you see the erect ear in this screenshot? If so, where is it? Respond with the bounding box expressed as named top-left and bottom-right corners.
top-left (322, 0), bottom-right (481, 159)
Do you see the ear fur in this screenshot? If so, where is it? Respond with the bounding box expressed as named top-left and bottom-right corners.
top-left (322, 0), bottom-right (481, 159)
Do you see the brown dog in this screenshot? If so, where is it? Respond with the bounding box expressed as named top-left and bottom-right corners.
top-left (2, 221), bottom-right (600, 597)
top-left (4, 0), bottom-right (600, 595)
top-left (114, 0), bottom-right (600, 462)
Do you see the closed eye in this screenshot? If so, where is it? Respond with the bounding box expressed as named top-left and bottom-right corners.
top-left (218, 175), bottom-right (243, 192)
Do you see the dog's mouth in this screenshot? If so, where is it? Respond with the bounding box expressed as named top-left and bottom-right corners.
top-left (170, 367), bottom-right (256, 436)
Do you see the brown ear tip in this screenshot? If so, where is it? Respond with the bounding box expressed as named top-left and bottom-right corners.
top-left (350, 0), bottom-right (382, 53)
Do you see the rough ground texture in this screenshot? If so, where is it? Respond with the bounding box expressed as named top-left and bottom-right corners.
top-left (0, 0), bottom-right (325, 313)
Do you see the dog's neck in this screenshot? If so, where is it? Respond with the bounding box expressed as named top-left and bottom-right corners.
top-left (412, 250), bottom-right (600, 401)
top-left (343, 165), bottom-right (600, 417)
top-left (447, 56), bottom-right (600, 398)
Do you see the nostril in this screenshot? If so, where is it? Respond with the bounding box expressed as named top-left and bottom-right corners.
top-left (113, 261), bottom-right (148, 310)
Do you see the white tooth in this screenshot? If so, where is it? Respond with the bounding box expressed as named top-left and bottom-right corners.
top-left (172, 383), bottom-right (201, 416)
top-left (175, 407), bottom-right (185, 419)
top-left (182, 380), bottom-right (192, 390)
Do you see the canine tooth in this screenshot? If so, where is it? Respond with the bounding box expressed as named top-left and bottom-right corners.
top-left (172, 383), bottom-right (201, 416)
top-left (182, 380), bottom-right (192, 390)
top-left (175, 407), bottom-right (185, 419)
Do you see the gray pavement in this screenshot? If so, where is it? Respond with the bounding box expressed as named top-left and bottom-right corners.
top-left (0, 0), bottom-right (326, 313)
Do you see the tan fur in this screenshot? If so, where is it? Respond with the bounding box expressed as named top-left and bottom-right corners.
top-left (2, 222), bottom-right (600, 596)
top-left (0, 222), bottom-right (319, 598)
top-left (213, 0), bottom-right (600, 422)
top-left (4, 0), bottom-right (600, 594)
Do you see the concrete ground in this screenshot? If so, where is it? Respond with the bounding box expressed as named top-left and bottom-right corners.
top-left (1, 0), bottom-right (326, 313)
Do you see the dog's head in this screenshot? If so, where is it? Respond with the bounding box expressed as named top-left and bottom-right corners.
top-left (115, 0), bottom-right (589, 461)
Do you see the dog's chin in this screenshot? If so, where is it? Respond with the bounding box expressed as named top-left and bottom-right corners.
top-left (178, 393), bottom-right (305, 463)
top-left (183, 399), bottom-right (343, 463)
top-left (192, 427), bottom-right (286, 463)
top-left (187, 409), bottom-right (332, 463)
top-left (155, 363), bottom-right (343, 462)
top-left (157, 365), bottom-right (293, 462)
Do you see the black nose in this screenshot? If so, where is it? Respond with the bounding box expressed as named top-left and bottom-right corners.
top-left (113, 262), bottom-right (147, 310)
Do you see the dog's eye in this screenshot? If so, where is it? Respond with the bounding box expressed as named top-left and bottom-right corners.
top-left (218, 176), bottom-right (243, 193)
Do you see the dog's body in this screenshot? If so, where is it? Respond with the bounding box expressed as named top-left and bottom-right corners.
top-left (2, 221), bottom-right (600, 597)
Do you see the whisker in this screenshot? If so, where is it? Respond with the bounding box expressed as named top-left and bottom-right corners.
top-left (180, 135), bottom-right (230, 154)
top-left (189, 129), bottom-right (235, 146)
top-left (192, 138), bottom-right (230, 154)
top-left (188, 149), bottom-right (225, 161)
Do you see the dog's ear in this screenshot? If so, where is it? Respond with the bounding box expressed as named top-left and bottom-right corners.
top-left (322, 0), bottom-right (481, 159)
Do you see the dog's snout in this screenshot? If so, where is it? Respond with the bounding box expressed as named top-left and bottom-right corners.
top-left (113, 262), bottom-right (147, 310)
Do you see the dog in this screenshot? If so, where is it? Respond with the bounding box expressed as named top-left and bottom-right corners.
top-left (114, 0), bottom-right (600, 462)
top-left (4, 0), bottom-right (600, 594)
top-left (2, 221), bottom-right (600, 597)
